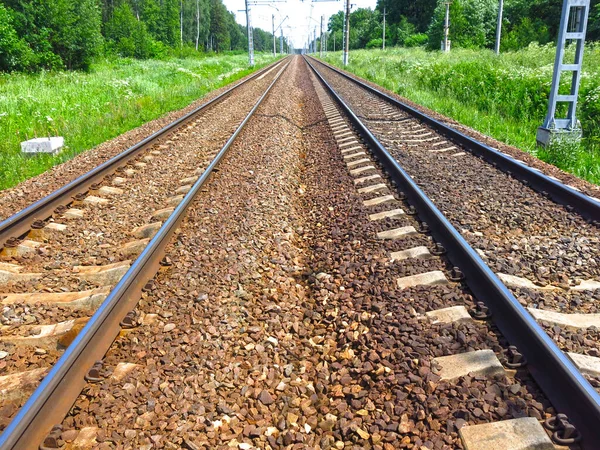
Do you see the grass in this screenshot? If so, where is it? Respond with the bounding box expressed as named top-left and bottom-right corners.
top-left (0, 53), bottom-right (279, 190)
top-left (322, 45), bottom-right (600, 185)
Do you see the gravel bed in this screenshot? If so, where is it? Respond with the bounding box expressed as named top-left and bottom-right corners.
top-left (40, 57), bottom-right (556, 450)
top-left (313, 61), bottom-right (600, 318)
top-left (0, 65), bottom-right (284, 385)
top-left (312, 58), bottom-right (600, 199)
top-left (0, 60), bottom-right (284, 222)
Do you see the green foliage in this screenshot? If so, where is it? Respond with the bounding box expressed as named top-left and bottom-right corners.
top-left (322, 46), bottom-right (600, 184)
top-left (0, 4), bottom-right (35, 71)
top-left (427, 0), bottom-right (497, 50)
top-left (366, 38), bottom-right (383, 49)
top-left (0, 53), bottom-right (280, 189)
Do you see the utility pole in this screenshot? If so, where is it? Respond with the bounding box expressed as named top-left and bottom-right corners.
top-left (314, 27), bottom-right (317, 53)
top-left (343, 0), bottom-right (350, 65)
top-left (195, 0), bottom-right (200, 51)
top-left (320, 15), bottom-right (324, 57)
top-left (334, 33), bottom-right (336, 52)
top-left (382, 5), bottom-right (386, 50)
top-left (280, 27), bottom-right (284, 54)
top-left (494, 0), bottom-right (504, 54)
top-left (272, 14), bottom-right (276, 56)
top-left (537, 0), bottom-right (590, 146)
top-left (180, 0), bottom-right (183, 48)
top-left (442, 1), bottom-right (451, 52)
top-left (245, 0), bottom-right (254, 65)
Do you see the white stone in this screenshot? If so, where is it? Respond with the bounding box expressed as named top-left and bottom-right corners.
top-left (397, 270), bottom-right (448, 290)
top-left (21, 137), bottom-right (64, 155)
top-left (390, 246), bottom-right (432, 261)
top-left (434, 350), bottom-right (505, 381)
top-left (459, 418), bottom-right (554, 450)
top-left (426, 306), bottom-right (472, 324)
top-left (377, 226), bottom-right (418, 240)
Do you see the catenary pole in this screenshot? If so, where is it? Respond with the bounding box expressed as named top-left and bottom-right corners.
top-left (245, 0), bottom-right (254, 65)
top-left (382, 5), bottom-right (386, 50)
top-left (495, 0), bottom-right (504, 54)
top-left (343, 0), bottom-right (350, 65)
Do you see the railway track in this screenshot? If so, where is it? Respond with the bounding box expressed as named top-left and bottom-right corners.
top-left (0, 57), bottom-right (290, 449)
top-left (305, 55), bottom-right (600, 448)
top-left (0, 54), bottom-right (599, 449)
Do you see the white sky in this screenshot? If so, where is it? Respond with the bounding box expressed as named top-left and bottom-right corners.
top-left (223, 0), bottom-right (377, 50)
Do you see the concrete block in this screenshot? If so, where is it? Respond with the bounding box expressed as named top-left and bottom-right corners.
top-left (397, 270), bottom-right (448, 290)
top-left (377, 226), bottom-right (418, 240)
top-left (390, 246), bottom-right (432, 261)
top-left (97, 186), bottom-right (124, 196)
top-left (83, 195), bottom-right (109, 206)
top-left (340, 141), bottom-right (360, 148)
top-left (120, 238), bottom-right (150, 257)
top-left (343, 152), bottom-right (366, 160)
top-left (368, 208), bottom-right (404, 222)
top-left (112, 177), bottom-right (126, 186)
top-left (0, 269), bottom-right (41, 285)
top-left (0, 318), bottom-right (87, 347)
top-left (166, 195), bottom-right (185, 207)
top-left (45, 222), bottom-right (67, 232)
top-left (350, 166), bottom-right (376, 176)
top-left (497, 273), bottom-right (558, 291)
top-left (132, 221), bottom-right (162, 239)
top-left (1, 239), bottom-right (41, 257)
top-left (1, 287), bottom-right (110, 309)
top-left (63, 208), bottom-right (84, 219)
top-left (451, 152), bottom-right (466, 157)
top-left (364, 195), bottom-right (395, 207)
top-left (459, 417), bottom-right (554, 450)
top-left (426, 305), bottom-right (472, 324)
top-left (134, 162), bottom-right (147, 168)
top-left (347, 158), bottom-right (371, 168)
top-left (567, 352), bottom-right (600, 377)
top-left (0, 367), bottom-right (48, 403)
top-left (571, 279), bottom-right (600, 291)
top-left (74, 260), bottom-right (131, 286)
top-left (21, 137), bottom-right (63, 155)
top-left (180, 176), bottom-right (198, 185)
top-left (175, 184), bottom-right (192, 195)
top-left (341, 146), bottom-right (362, 154)
top-left (434, 349), bottom-right (505, 381)
top-left (528, 307), bottom-right (600, 330)
top-left (358, 183), bottom-right (387, 194)
top-left (354, 174), bottom-right (381, 185)
top-left (152, 207), bottom-right (175, 221)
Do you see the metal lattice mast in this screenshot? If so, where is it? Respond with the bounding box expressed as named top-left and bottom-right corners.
top-left (280, 28), bottom-right (284, 54)
top-left (272, 14), bottom-right (276, 56)
top-left (245, 0), bottom-right (255, 66)
top-left (537, 0), bottom-right (590, 146)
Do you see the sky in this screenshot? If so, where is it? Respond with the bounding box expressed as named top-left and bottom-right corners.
top-left (222, 0), bottom-right (378, 50)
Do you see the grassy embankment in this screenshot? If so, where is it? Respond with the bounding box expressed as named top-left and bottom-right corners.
top-left (0, 53), bottom-right (279, 190)
top-left (322, 46), bottom-right (600, 185)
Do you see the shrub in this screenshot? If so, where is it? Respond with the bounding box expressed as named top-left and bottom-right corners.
top-left (366, 38), bottom-right (383, 49)
top-left (0, 4), bottom-right (35, 71)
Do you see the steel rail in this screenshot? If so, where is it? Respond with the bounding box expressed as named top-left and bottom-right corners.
top-left (0, 57), bottom-right (288, 248)
top-left (306, 56), bottom-right (600, 222)
top-left (0, 59), bottom-right (290, 450)
top-left (305, 56), bottom-right (600, 449)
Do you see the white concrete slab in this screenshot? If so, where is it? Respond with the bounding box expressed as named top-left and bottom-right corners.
top-left (377, 226), bottom-right (418, 240)
top-left (355, 174), bottom-right (382, 185)
top-left (363, 195), bottom-right (395, 207)
top-left (567, 352), bottom-right (600, 377)
top-left (397, 270), bottom-right (448, 290)
top-left (426, 306), bottom-right (472, 324)
top-left (528, 307), bottom-right (600, 330)
top-left (434, 349), bottom-right (505, 381)
top-left (497, 273), bottom-right (558, 291)
top-left (357, 183), bottom-right (387, 194)
top-left (350, 166), bottom-right (376, 176)
top-left (368, 208), bottom-right (405, 222)
top-left (459, 418), bottom-right (554, 450)
top-left (390, 246), bottom-right (432, 261)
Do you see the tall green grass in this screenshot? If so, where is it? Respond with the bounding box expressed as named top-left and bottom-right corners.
top-left (322, 45), bottom-right (600, 185)
top-left (0, 53), bottom-right (278, 190)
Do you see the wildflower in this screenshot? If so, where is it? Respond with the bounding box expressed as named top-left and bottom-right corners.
top-left (46, 116), bottom-right (53, 122)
